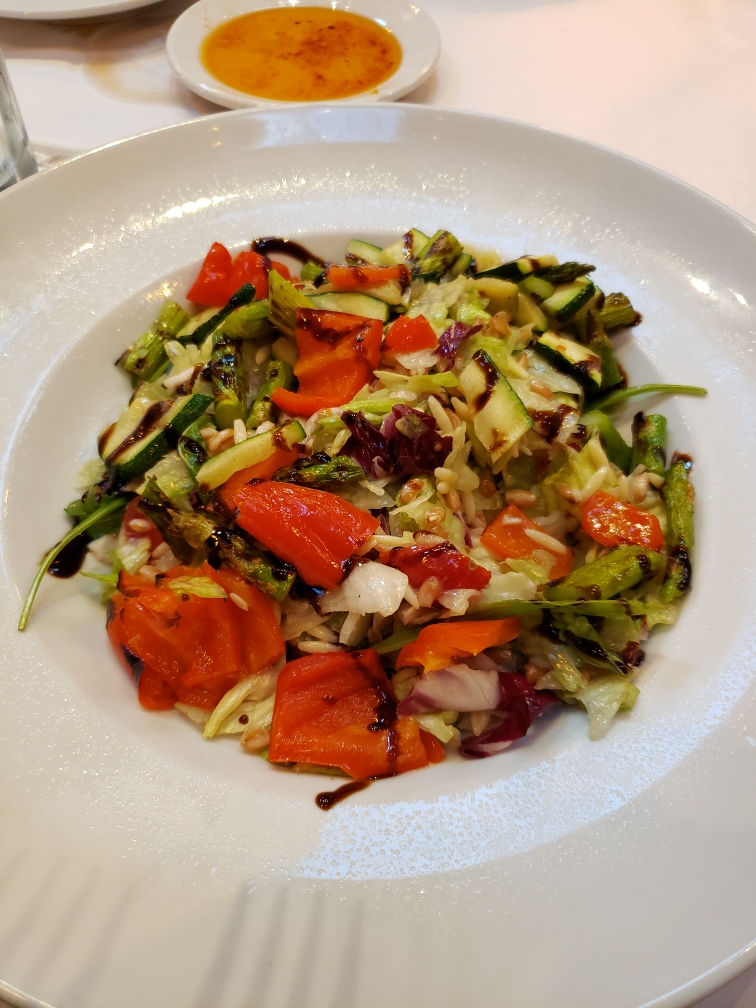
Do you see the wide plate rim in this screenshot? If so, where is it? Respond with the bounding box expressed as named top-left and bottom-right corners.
top-left (4, 101), bottom-right (755, 238)
top-left (0, 0), bottom-right (163, 23)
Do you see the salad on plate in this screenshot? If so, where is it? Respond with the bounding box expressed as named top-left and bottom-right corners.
top-left (19, 227), bottom-right (706, 804)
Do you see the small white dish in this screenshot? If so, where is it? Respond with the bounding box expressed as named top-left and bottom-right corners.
top-left (0, 0), bottom-right (161, 23)
top-left (166, 0), bottom-right (440, 109)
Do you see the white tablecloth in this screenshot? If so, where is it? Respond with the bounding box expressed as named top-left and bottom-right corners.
top-left (2, 1), bottom-right (756, 1005)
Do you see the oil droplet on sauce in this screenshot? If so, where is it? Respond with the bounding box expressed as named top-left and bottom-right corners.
top-left (202, 7), bottom-right (402, 101)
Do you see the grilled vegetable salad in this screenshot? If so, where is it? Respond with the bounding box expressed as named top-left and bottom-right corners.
top-left (20, 230), bottom-right (707, 796)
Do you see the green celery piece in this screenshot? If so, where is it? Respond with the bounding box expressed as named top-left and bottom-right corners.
top-left (631, 411), bottom-right (667, 477)
top-left (268, 270), bottom-right (312, 338)
top-left (273, 455), bottom-right (364, 488)
top-left (590, 384), bottom-right (707, 413)
top-left (338, 399), bottom-right (395, 417)
top-left (119, 301), bottom-right (189, 380)
top-left (248, 359), bottom-right (294, 429)
top-left (597, 292), bottom-right (639, 330)
top-left (18, 494), bottom-right (131, 631)
top-left (581, 410), bottom-right (632, 473)
top-left (544, 545), bottom-right (663, 602)
top-left (660, 455), bottom-right (695, 602)
top-left (372, 370), bottom-right (459, 394)
top-left (217, 301), bottom-right (271, 341)
top-left (374, 626), bottom-right (423, 655)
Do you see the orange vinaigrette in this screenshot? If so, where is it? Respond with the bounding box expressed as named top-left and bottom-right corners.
top-left (202, 7), bottom-right (402, 101)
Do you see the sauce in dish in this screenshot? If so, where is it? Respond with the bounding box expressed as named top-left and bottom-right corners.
top-left (201, 6), bottom-right (402, 102)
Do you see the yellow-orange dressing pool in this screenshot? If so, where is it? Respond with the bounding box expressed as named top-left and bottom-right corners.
top-left (202, 7), bottom-right (403, 102)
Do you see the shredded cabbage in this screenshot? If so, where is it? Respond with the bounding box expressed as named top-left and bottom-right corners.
top-left (203, 669), bottom-right (279, 739)
top-left (167, 576), bottom-right (227, 599)
top-left (73, 458), bottom-right (107, 491)
top-left (412, 712), bottom-right (460, 745)
top-left (115, 537), bottom-right (151, 575)
top-left (574, 674), bottom-right (640, 740)
top-left (320, 562), bottom-right (409, 617)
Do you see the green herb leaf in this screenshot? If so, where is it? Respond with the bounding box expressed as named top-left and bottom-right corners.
top-left (588, 384), bottom-right (707, 412)
top-left (18, 494), bottom-right (130, 631)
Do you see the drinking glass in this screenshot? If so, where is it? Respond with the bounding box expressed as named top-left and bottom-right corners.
top-left (0, 48), bottom-right (37, 192)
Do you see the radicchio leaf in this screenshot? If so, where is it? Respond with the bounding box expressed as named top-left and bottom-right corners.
top-left (380, 403), bottom-right (430, 441)
top-left (341, 411), bottom-right (393, 478)
top-left (383, 404), bottom-right (452, 475)
top-left (343, 405), bottom-right (453, 479)
top-left (459, 671), bottom-right (558, 758)
top-left (436, 321), bottom-right (482, 367)
top-left (397, 663), bottom-right (500, 715)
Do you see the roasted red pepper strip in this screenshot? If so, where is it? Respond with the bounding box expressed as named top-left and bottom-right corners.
top-left (271, 308), bottom-right (382, 415)
top-left (107, 591), bottom-right (177, 709)
top-left (138, 665), bottom-right (179, 710)
top-left (227, 250), bottom-right (270, 300)
top-left (204, 563), bottom-right (284, 675)
top-left (396, 619), bottom-right (521, 673)
top-left (382, 315), bottom-right (437, 354)
top-left (110, 584), bottom-right (236, 708)
top-left (326, 264), bottom-right (409, 289)
top-left (269, 649), bottom-right (444, 778)
top-left (107, 564), bottom-right (282, 709)
top-left (385, 542), bottom-right (491, 593)
top-left (187, 244), bottom-right (290, 306)
top-left (269, 261), bottom-right (292, 281)
top-left (126, 566), bottom-right (243, 691)
top-left (232, 481), bottom-right (379, 590)
top-left (581, 490), bottom-right (664, 550)
top-left (481, 504), bottom-right (573, 580)
top-left (186, 242), bottom-right (234, 306)
top-left (270, 389), bottom-right (341, 417)
top-left (216, 445), bottom-right (304, 514)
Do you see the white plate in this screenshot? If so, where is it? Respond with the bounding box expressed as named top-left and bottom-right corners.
top-left (1, 103), bottom-right (756, 1008)
top-left (0, 0), bottom-right (162, 24)
top-left (166, 0), bottom-right (440, 109)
